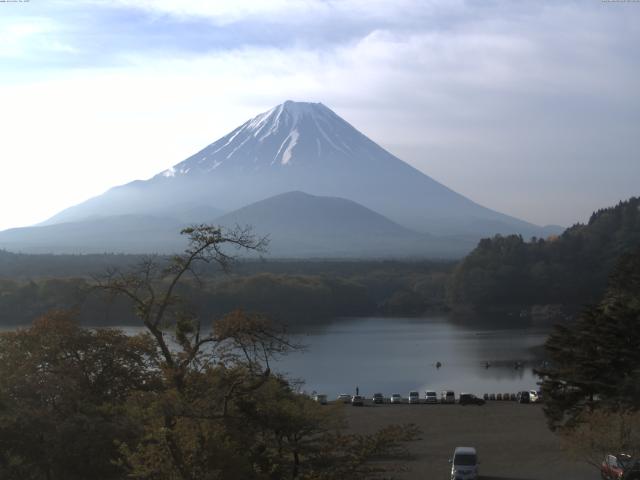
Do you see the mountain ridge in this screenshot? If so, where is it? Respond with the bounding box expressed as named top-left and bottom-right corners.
top-left (8, 100), bottom-right (560, 256)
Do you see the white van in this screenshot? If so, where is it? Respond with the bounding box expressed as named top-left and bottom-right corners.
top-left (441, 390), bottom-right (455, 404)
top-left (425, 390), bottom-right (438, 404)
top-left (449, 446), bottom-right (479, 480)
top-left (529, 390), bottom-right (540, 403)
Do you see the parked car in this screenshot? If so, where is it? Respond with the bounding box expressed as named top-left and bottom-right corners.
top-left (372, 392), bottom-right (384, 404)
top-left (482, 393), bottom-right (489, 401)
top-left (496, 393), bottom-right (503, 401)
top-left (509, 393), bottom-right (517, 401)
top-left (351, 395), bottom-right (364, 406)
top-left (441, 390), bottom-right (455, 404)
top-left (601, 453), bottom-right (632, 480)
top-left (517, 391), bottom-right (530, 404)
top-left (409, 391), bottom-right (420, 404)
top-left (337, 393), bottom-right (352, 404)
top-left (425, 391), bottom-right (438, 404)
top-left (459, 393), bottom-right (485, 406)
top-left (529, 390), bottom-right (540, 403)
top-left (489, 393), bottom-right (496, 401)
top-left (390, 393), bottom-right (403, 404)
top-left (449, 446), bottom-right (479, 480)
top-left (503, 393), bottom-right (510, 400)
top-left (313, 394), bottom-right (327, 405)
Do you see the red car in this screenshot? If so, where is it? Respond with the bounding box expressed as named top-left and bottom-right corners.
top-left (601, 454), bottom-right (632, 480)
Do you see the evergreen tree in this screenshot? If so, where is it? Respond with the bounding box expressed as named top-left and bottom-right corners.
top-left (538, 247), bottom-right (640, 431)
top-left (448, 196), bottom-right (640, 311)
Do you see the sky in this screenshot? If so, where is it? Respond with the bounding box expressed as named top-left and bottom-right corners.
top-left (1, 0), bottom-right (638, 231)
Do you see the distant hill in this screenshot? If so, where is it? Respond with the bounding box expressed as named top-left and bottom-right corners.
top-left (447, 197), bottom-right (640, 310)
top-left (0, 192), bottom-right (474, 257)
top-left (215, 191), bottom-right (473, 258)
top-left (0, 215), bottom-right (186, 254)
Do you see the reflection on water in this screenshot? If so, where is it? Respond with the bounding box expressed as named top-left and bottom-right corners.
top-left (276, 316), bottom-right (549, 398)
top-left (62, 316), bottom-right (550, 400)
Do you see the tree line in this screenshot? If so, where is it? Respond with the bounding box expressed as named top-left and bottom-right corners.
top-left (0, 263), bottom-right (453, 327)
top-left (447, 197), bottom-right (640, 311)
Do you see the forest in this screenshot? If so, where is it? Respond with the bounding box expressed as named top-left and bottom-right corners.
top-left (1, 197), bottom-right (638, 327)
top-left (447, 197), bottom-right (640, 312)
top-left (0, 254), bottom-right (453, 327)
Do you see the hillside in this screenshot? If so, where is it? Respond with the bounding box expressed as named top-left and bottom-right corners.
top-left (215, 191), bottom-right (472, 258)
top-left (447, 197), bottom-right (640, 310)
top-left (0, 192), bottom-right (474, 257)
top-left (0, 215), bottom-right (187, 254)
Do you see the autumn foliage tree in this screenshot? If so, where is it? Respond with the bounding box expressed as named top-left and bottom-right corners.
top-left (0, 310), bottom-right (159, 480)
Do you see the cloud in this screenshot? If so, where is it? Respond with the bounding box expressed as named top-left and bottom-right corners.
top-left (0, 0), bottom-right (638, 230)
top-left (101, 0), bottom-right (457, 26)
top-left (104, 0), bottom-right (327, 24)
top-left (0, 16), bottom-right (71, 58)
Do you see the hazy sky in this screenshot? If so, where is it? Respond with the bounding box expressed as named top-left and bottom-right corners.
top-left (1, 0), bottom-right (638, 231)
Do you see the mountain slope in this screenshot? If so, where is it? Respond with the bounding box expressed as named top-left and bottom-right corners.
top-left (0, 192), bottom-right (474, 257)
top-left (43, 101), bottom-right (555, 239)
top-left (0, 215), bottom-right (186, 254)
top-left (214, 191), bottom-right (472, 258)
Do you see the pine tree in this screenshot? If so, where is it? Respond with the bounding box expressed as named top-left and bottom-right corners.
top-left (538, 247), bottom-right (640, 431)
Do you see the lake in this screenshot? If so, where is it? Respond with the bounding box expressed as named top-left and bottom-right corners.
top-left (73, 315), bottom-right (550, 400)
top-left (276, 316), bottom-right (549, 399)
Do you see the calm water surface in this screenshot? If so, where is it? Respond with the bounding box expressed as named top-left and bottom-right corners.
top-left (276, 316), bottom-right (548, 398)
top-left (23, 315), bottom-right (548, 400)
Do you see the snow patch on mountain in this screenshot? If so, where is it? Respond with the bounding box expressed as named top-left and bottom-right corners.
top-left (279, 129), bottom-right (299, 165)
top-left (209, 160), bottom-right (223, 171)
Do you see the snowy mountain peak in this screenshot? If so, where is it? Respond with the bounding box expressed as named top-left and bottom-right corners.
top-left (256, 100), bottom-right (330, 125)
top-left (158, 100), bottom-right (372, 178)
top-left (242, 101), bottom-right (327, 143)
top-left (232, 100), bottom-right (344, 148)
top-left (280, 100), bottom-right (330, 121)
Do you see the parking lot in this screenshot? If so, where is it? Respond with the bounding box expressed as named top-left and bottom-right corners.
top-left (342, 401), bottom-right (598, 480)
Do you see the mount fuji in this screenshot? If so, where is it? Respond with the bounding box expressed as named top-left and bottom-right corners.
top-left (0, 101), bottom-right (559, 256)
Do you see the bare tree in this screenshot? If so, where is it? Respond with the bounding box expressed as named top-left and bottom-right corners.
top-left (96, 225), bottom-right (272, 383)
top-left (94, 225), bottom-right (303, 480)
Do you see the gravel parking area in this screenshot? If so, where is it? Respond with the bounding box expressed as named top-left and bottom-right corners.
top-left (343, 401), bottom-right (598, 480)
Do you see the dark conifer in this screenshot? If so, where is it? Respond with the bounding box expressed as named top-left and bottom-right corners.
top-left (538, 247), bottom-right (640, 430)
